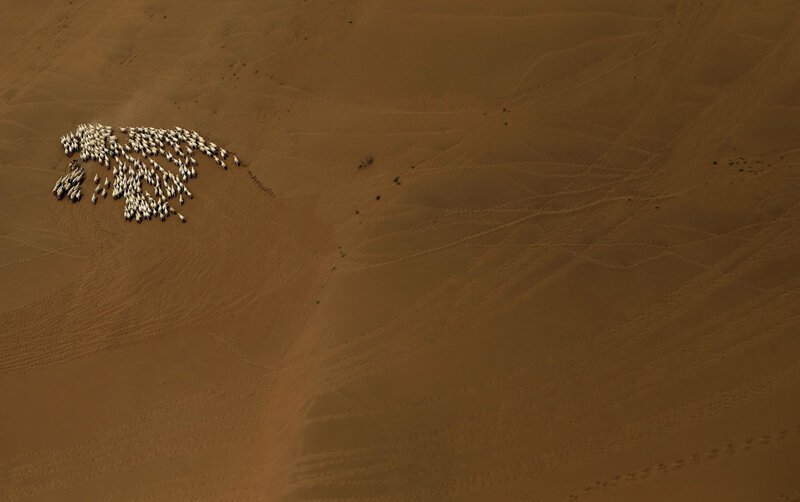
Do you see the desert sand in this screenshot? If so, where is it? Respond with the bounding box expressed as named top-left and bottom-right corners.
top-left (1, 1), bottom-right (800, 500)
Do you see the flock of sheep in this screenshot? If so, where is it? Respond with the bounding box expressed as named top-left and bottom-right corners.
top-left (53, 123), bottom-right (240, 223)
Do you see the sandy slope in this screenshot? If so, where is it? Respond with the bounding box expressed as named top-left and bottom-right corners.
top-left (1, 0), bottom-right (800, 500)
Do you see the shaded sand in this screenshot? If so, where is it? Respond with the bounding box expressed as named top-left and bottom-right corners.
top-left (2, 1), bottom-right (800, 500)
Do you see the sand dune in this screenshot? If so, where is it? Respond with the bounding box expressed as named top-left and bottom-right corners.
top-left (2, 1), bottom-right (800, 500)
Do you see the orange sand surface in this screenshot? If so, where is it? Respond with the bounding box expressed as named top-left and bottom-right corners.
top-left (1, 1), bottom-right (800, 500)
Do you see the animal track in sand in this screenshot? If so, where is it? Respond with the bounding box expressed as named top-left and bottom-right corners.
top-left (567, 423), bottom-right (800, 500)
